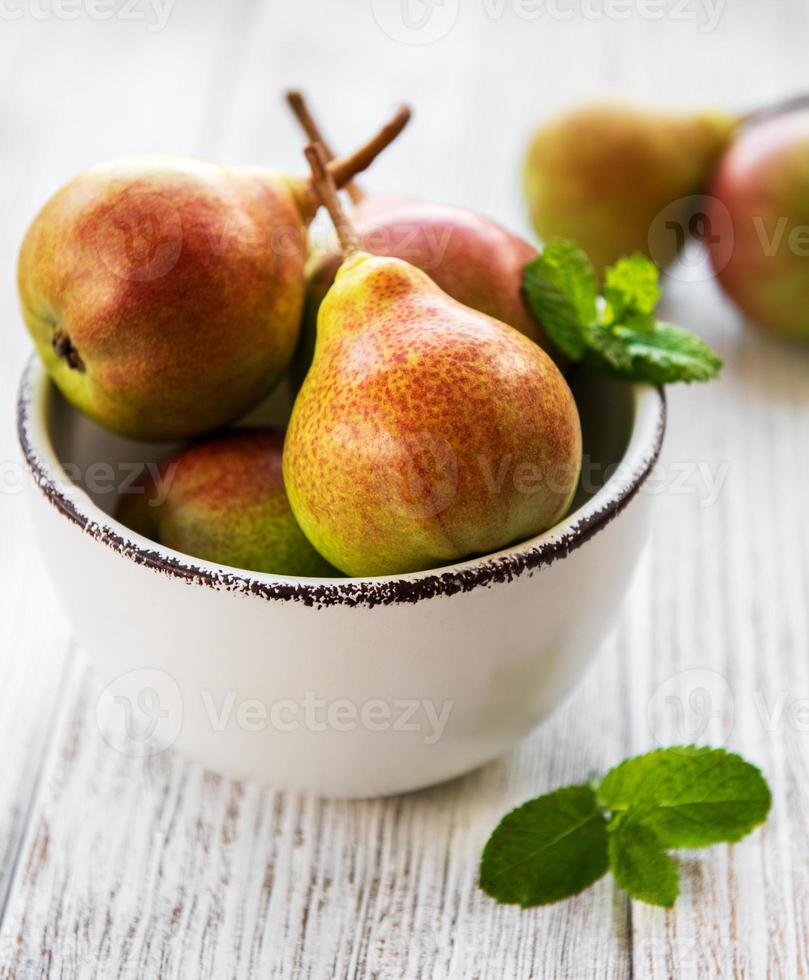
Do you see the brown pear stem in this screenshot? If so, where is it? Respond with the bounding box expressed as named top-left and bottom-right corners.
top-left (324, 104), bottom-right (410, 193)
top-left (286, 90), bottom-right (365, 205)
top-left (741, 92), bottom-right (809, 127)
top-left (295, 104), bottom-right (409, 222)
top-left (305, 142), bottom-right (361, 256)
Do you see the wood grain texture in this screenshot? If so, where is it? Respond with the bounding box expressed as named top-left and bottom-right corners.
top-left (0, 659), bottom-right (633, 979)
top-left (2, 0), bottom-right (809, 976)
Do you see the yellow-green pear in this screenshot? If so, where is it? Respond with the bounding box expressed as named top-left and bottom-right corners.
top-left (117, 428), bottom-right (336, 577)
top-left (523, 101), bottom-right (738, 274)
top-left (283, 144), bottom-right (582, 578)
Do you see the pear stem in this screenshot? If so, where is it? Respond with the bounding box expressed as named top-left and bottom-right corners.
top-left (286, 90), bottom-right (365, 205)
top-left (305, 142), bottom-right (362, 256)
top-left (741, 92), bottom-right (809, 127)
top-left (323, 104), bottom-right (410, 196)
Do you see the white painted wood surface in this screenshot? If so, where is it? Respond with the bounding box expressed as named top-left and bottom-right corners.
top-left (1, 1), bottom-right (809, 976)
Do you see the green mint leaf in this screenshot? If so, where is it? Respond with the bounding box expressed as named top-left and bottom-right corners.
top-left (596, 746), bottom-right (771, 848)
top-left (586, 326), bottom-right (634, 375)
top-left (522, 240), bottom-right (723, 385)
top-left (608, 821), bottom-right (679, 908)
top-left (522, 240), bottom-right (598, 361)
top-left (590, 321), bottom-right (722, 384)
top-left (480, 784), bottom-right (609, 907)
top-left (603, 254), bottom-right (661, 323)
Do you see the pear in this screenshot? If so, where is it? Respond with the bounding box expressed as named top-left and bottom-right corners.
top-left (282, 143), bottom-right (582, 578)
top-left (706, 108), bottom-right (809, 341)
top-left (284, 92), bottom-right (558, 383)
top-left (523, 101), bottom-right (738, 274)
top-left (116, 428), bottom-right (336, 577)
top-left (18, 106), bottom-right (410, 442)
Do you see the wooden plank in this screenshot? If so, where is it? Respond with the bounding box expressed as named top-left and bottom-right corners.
top-left (0, 649), bottom-right (635, 979)
top-left (627, 274), bottom-right (809, 979)
top-left (0, 525), bottom-right (73, 918)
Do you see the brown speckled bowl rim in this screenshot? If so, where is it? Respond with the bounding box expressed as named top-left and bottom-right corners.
top-left (18, 356), bottom-right (666, 609)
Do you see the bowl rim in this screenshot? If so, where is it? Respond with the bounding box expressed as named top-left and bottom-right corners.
top-left (18, 355), bottom-right (665, 609)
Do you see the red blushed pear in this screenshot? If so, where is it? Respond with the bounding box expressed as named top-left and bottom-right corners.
top-left (17, 106), bottom-right (410, 442)
top-left (116, 428), bottom-right (337, 577)
top-left (282, 143), bottom-right (582, 579)
top-left (284, 91), bottom-right (557, 381)
top-left (707, 109), bottom-right (809, 341)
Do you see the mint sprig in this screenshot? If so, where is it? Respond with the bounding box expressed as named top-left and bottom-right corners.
top-left (479, 746), bottom-right (770, 910)
top-left (523, 241), bottom-right (722, 384)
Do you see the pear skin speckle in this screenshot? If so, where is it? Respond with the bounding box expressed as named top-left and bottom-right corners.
top-left (284, 254), bottom-right (582, 577)
top-left (18, 158), bottom-right (308, 441)
top-left (293, 196), bottom-right (560, 393)
top-left (117, 428), bottom-right (336, 577)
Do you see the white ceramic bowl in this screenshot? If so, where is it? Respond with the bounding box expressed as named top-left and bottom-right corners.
top-left (18, 357), bottom-right (665, 798)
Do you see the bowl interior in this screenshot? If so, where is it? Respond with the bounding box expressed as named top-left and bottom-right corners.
top-left (43, 366), bottom-right (634, 527)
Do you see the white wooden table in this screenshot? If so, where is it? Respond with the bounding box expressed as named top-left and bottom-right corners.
top-left (1, 2), bottom-right (808, 976)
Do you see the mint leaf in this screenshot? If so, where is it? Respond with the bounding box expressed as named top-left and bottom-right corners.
top-left (536, 239), bottom-right (599, 325)
top-left (522, 239), bottom-right (722, 385)
top-left (608, 821), bottom-right (679, 908)
top-left (591, 321), bottom-right (722, 384)
top-left (522, 240), bottom-right (598, 361)
top-left (603, 254), bottom-right (661, 323)
top-left (586, 327), bottom-right (633, 375)
top-left (480, 784), bottom-right (609, 907)
top-left (596, 746), bottom-right (771, 848)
